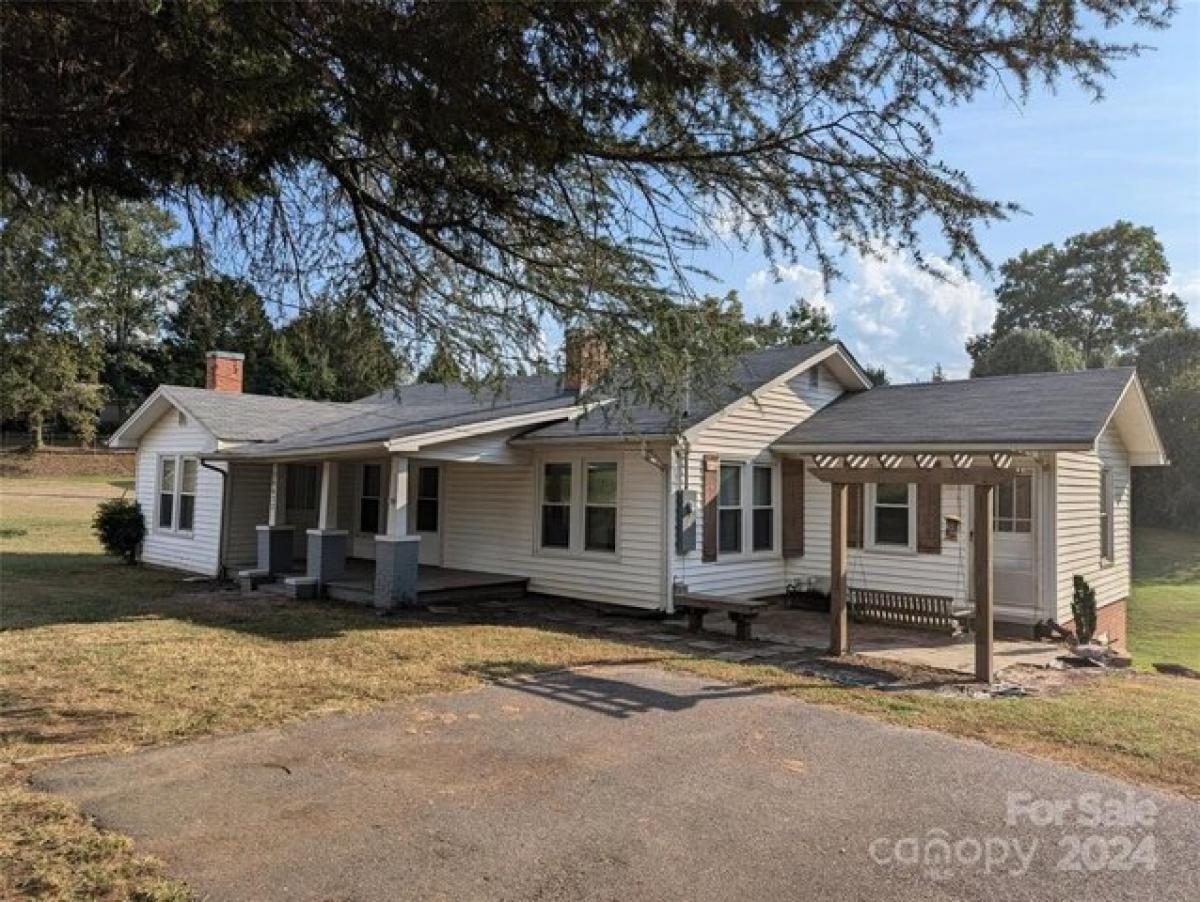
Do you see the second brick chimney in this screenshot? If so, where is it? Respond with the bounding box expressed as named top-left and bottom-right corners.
top-left (562, 331), bottom-right (609, 394)
top-left (205, 350), bottom-right (245, 393)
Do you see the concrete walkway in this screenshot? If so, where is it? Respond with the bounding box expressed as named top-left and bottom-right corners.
top-left (699, 606), bottom-right (1065, 673)
top-left (37, 666), bottom-right (1199, 901)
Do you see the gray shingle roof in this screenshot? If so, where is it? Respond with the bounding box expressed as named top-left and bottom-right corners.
top-left (521, 342), bottom-right (837, 440)
top-left (161, 386), bottom-right (370, 443)
top-left (217, 375), bottom-right (578, 457)
top-left (773, 367), bottom-right (1136, 449)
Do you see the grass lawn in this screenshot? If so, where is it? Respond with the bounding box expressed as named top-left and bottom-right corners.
top-left (2, 475), bottom-right (1199, 899)
top-left (1129, 527), bottom-right (1200, 672)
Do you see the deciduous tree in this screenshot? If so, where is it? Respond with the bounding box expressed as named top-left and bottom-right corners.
top-left (970, 329), bottom-right (1085, 378)
top-left (968, 222), bottom-right (1188, 366)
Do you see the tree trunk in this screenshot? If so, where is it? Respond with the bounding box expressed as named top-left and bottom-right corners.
top-left (30, 413), bottom-right (44, 449)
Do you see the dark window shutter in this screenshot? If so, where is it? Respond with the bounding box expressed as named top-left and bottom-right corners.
top-left (702, 454), bottom-right (719, 562)
top-left (917, 483), bottom-right (942, 554)
top-left (847, 483), bottom-right (864, 548)
top-left (781, 458), bottom-right (805, 558)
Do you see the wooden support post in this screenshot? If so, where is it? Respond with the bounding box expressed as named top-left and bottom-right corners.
top-left (830, 481), bottom-right (849, 656)
top-left (317, 460), bottom-right (339, 530)
top-left (973, 483), bottom-right (995, 683)
top-left (268, 463), bottom-right (287, 527)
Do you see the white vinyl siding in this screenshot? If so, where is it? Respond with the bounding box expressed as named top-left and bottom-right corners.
top-left (441, 447), bottom-right (666, 609)
top-left (1055, 424), bottom-right (1131, 620)
top-left (674, 363), bottom-right (840, 597)
top-left (787, 473), bottom-right (972, 606)
top-left (224, 463), bottom-right (272, 569)
top-left (135, 408), bottom-right (223, 576)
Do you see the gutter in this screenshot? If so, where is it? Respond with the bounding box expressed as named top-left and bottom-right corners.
top-left (770, 441), bottom-right (1095, 455)
top-left (199, 458), bottom-right (230, 580)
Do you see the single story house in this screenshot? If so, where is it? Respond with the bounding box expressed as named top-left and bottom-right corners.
top-left (109, 342), bottom-right (1166, 669)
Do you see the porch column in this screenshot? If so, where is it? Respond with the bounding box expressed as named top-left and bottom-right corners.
top-left (829, 481), bottom-right (849, 655)
top-left (375, 453), bottom-right (421, 612)
top-left (256, 462), bottom-right (293, 575)
top-left (307, 460), bottom-right (347, 585)
top-left (973, 483), bottom-right (995, 683)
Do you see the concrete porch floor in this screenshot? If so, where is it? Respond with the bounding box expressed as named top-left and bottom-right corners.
top-left (698, 605), bottom-right (1064, 674)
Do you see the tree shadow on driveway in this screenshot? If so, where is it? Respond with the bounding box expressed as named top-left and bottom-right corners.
top-left (465, 663), bottom-right (768, 718)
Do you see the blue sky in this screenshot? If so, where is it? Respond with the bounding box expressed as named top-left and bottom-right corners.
top-left (691, 3), bottom-right (1200, 381)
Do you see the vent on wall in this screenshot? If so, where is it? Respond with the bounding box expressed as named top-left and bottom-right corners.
top-left (178, 411), bottom-right (188, 427)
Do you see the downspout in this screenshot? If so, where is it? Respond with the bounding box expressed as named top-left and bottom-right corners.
top-left (200, 458), bottom-right (230, 580)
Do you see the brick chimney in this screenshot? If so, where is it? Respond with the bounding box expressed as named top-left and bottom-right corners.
top-left (562, 331), bottom-right (608, 394)
top-left (205, 350), bottom-right (245, 393)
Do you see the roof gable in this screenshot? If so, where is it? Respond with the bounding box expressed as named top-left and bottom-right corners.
top-left (520, 342), bottom-right (869, 442)
top-left (772, 367), bottom-right (1167, 463)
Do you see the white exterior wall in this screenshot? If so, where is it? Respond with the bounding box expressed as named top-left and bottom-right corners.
top-left (786, 476), bottom-right (972, 607)
top-left (134, 409), bottom-right (224, 576)
top-left (674, 362), bottom-right (973, 606)
top-left (441, 447), bottom-right (667, 609)
top-left (1055, 424), bottom-right (1132, 620)
top-left (673, 363), bottom-right (842, 597)
top-left (224, 463), bottom-right (272, 569)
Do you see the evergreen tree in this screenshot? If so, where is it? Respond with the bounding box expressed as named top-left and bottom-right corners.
top-left (273, 298), bottom-right (406, 402)
top-left (4, 1), bottom-right (1174, 424)
top-left (163, 276), bottom-right (278, 393)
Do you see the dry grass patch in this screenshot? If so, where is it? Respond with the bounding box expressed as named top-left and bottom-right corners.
top-left (3, 476), bottom-right (1199, 898)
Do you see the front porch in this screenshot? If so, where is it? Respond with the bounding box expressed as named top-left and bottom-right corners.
top-left (321, 560), bottom-right (529, 606)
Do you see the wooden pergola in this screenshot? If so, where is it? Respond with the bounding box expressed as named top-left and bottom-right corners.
top-left (807, 451), bottom-right (1029, 683)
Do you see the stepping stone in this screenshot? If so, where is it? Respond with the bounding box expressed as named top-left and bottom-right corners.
top-left (646, 633), bottom-right (682, 643)
top-left (715, 651), bottom-right (759, 663)
top-left (744, 648), bottom-right (787, 660)
top-left (687, 640), bottom-right (729, 651)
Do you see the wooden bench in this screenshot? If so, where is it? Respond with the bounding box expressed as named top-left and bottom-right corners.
top-left (674, 591), bottom-right (770, 641)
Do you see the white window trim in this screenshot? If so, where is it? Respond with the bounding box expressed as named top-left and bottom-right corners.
top-left (414, 464), bottom-right (441, 535)
top-left (994, 475), bottom-right (1033, 534)
top-left (714, 459), bottom-right (782, 562)
top-left (534, 454), bottom-right (622, 560)
top-left (866, 482), bottom-right (917, 554)
top-left (1099, 467), bottom-right (1115, 565)
top-left (356, 462), bottom-right (384, 537)
top-left (154, 453), bottom-right (197, 538)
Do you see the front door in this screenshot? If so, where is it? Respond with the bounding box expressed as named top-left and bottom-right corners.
top-left (285, 463), bottom-right (320, 560)
top-left (409, 463), bottom-right (442, 566)
top-left (353, 462), bottom-right (385, 559)
top-left (992, 474), bottom-right (1036, 612)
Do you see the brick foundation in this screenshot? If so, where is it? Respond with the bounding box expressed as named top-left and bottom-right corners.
top-left (1064, 598), bottom-right (1127, 648)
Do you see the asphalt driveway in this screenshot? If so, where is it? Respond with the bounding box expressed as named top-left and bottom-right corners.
top-left (36, 666), bottom-right (1200, 901)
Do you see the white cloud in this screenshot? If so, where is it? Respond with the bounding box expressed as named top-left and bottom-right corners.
top-left (1169, 270), bottom-right (1200, 324)
top-left (744, 245), bottom-right (995, 382)
top-left (742, 263), bottom-right (831, 319)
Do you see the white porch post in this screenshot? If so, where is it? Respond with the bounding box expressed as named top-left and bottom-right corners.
top-left (375, 452), bottom-right (421, 612)
top-left (385, 454), bottom-right (410, 537)
top-left (268, 463), bottom-right (287, 527)
top-left (254, 462), bottom-right (293, 575)
top-left (306, 459), bottom-right (347, 586)
top-left (317, 460), bottom-right (339, 530)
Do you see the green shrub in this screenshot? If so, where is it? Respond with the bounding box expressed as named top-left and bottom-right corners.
top-left (92, 498), bottom-right (145, 565)
top-left (1071, 574), bottom-right (1098, 644)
